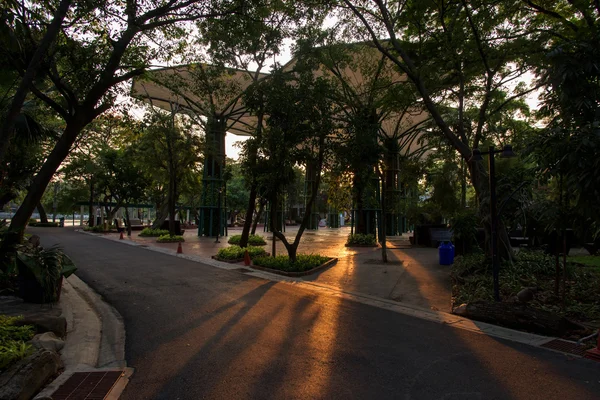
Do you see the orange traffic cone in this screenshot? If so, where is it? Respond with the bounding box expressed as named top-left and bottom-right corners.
top-left (119, 231), bottom-right (124, 240)
top-left (177, 242), bottom-right (183, 254)
top-left (243, 249), bottom-right (251, 266)
top-left (584, 330), bottom-right (600, 361)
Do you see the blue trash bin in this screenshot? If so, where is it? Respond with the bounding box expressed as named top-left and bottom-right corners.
top-left (438, 241), bottom-right (455, 265)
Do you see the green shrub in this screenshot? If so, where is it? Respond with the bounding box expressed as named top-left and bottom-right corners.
top-left (28, 218), bottom-right (37, 225)
top-left (346, 233), bottom-right (376, 246)
top-left (156, 234), bottom-right (185, 243)
top-left (83, 225), bottom-right (109, 232)
top-left (29, 222), bottom-right (59, 227)
top-left (139, 228), bottom-right (169, 237)
top-left (0, 315), bottom-right (35, 371)
top-left (227, 234), bottom-right (267, 246)
top-left (252, 254), bottom-right (330, 272)
top-left (216, 245), bottom-right (267, 260)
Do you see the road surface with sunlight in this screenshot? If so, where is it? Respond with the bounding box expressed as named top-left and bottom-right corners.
top-left (38, 228), bottom-right (599, 400)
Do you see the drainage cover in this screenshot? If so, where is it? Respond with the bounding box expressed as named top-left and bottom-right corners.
top-left (52, 370), bottom-right (123, 399)
top-left (540, 339), bottom-right (588, 357)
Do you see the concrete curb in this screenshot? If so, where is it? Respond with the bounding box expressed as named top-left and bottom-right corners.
top-left (84, 230), bottom-right (554, 350)
top-left (34, 273), bottom-right (128, 399)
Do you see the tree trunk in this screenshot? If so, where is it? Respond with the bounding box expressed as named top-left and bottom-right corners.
top-left (151, 203), bottom-right (169, 230)
top-left (468, 159), bottom-right (514, 261)
top-left (9, 119), bottom-right (86, 235)
top-left (124, 204), bottom-right (132, 237)
top-left (37, 202), bottom-right (48, 223)
top-left (239, 184), bottom-right (257, 248)
top-left (379, 170), bottom-right (388, 263)
top-left (88, 179), bottom-right (95, 227)
top-left (0, 0), bottom-right (72, 166)
top-left (251, 198), bottom-right (265, 235)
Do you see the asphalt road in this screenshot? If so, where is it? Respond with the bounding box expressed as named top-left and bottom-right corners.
top-left (36, 228), bottom-right (600, 400)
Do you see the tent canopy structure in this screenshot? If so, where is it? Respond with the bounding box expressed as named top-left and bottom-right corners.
top-left (131, 64), bottom-right (269, 136)
top-left (131, 42), bottom-right (430, 158)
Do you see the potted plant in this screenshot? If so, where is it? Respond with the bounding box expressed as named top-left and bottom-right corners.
top-left (16, 245), bottom-right (77, 303)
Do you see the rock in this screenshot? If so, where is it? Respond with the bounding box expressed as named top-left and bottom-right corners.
top-left (31, 332), bottom-right (65, 352)
top-left (15, 315), bottom-right (67, 338)
top-left (453, 303), bottom-right (467, 316)
top-left (516, 287), bottom-right (537, 304)
top-left (0, 349), bottom-right (62, 400)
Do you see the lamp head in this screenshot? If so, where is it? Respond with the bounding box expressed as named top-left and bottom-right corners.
top-left (501, 144), bottom-right (516, 158)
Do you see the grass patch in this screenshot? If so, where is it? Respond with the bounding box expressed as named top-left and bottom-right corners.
top-left (568, 255), bottom-right (600, 272)
top-left (452, 249), bottom-right (600, 323)
top-left (252, 254), bottom-right (330, 272)
top-left (139, 228), bottom-right (169, 237)
top-left (0, 315), bottom-right (35, 371)
top-left (216, 245), bottom-right (267, 260)
top-left (346, 233), bottom-right (376, 246)
top-left (227, 234), bottom-right (266, 246)
top-left (156, 234), bottom-right (185, 243)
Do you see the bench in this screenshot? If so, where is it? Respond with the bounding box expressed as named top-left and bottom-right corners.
top-left (125, 218), bottom-right (146, 231)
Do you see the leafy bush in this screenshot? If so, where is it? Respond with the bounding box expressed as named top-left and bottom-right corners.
top-left (252, 254), bottom-right (330, 272)
top-left (28, 218), bottom-right (37, 225)
top-left (139, 228), bottom-right (169, 237)
top-left (227, 234), bottom-right (267, 246)
top-left (17, 245), bottom-right (77, 303)
top-left (346, 233), bottom-right (377, 246)
top-left (0, 315), bottom-right (35, 371)
top-left (29, 222), bottom-right (59, 227)
top-left (216, 245), bottom-right (267, 260)
top-left (156, 234), bottom-right (185, 243)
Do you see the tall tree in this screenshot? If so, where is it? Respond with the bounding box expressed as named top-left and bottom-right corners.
top-left (3, 0), bottom-right (246, 237)
top-left (244, 67), bottom-right (335, 262)
top-left (338, 0), bottom-right (544, 259)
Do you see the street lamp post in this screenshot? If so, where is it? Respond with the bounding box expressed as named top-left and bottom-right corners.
top-left (215, 187), bottom-right (223, 243)
top-left (470, 145), bottom-right (516, 302)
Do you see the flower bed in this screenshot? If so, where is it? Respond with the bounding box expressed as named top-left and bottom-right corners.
top-left (452, 249), bottom-right (600, 335)
top-left (251, 254), bottom-right (337, 277)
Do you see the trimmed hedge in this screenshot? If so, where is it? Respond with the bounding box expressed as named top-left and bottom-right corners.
top-left (139, 228), bottom-right (169, 237)
top-left (29, 222), bottom-right (59, 227)
top-left (252, 254), bottom-right (330, 272)
top-left (227, 234), bottom-right (267, 246)
top-left (157, 234), bottom-right (185, 243)
top-left (216, 245), bottom-right (267, 260)
top-left (346, 233), bottom-right (377, 246)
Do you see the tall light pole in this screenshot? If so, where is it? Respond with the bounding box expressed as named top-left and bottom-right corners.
top-left (470, 145), bottom-right (516, 302)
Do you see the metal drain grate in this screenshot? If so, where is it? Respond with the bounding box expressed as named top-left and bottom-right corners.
top-left (52, 370), bottom-right (123, 400)
top-left (540, 339), bottom-right (588, 357)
